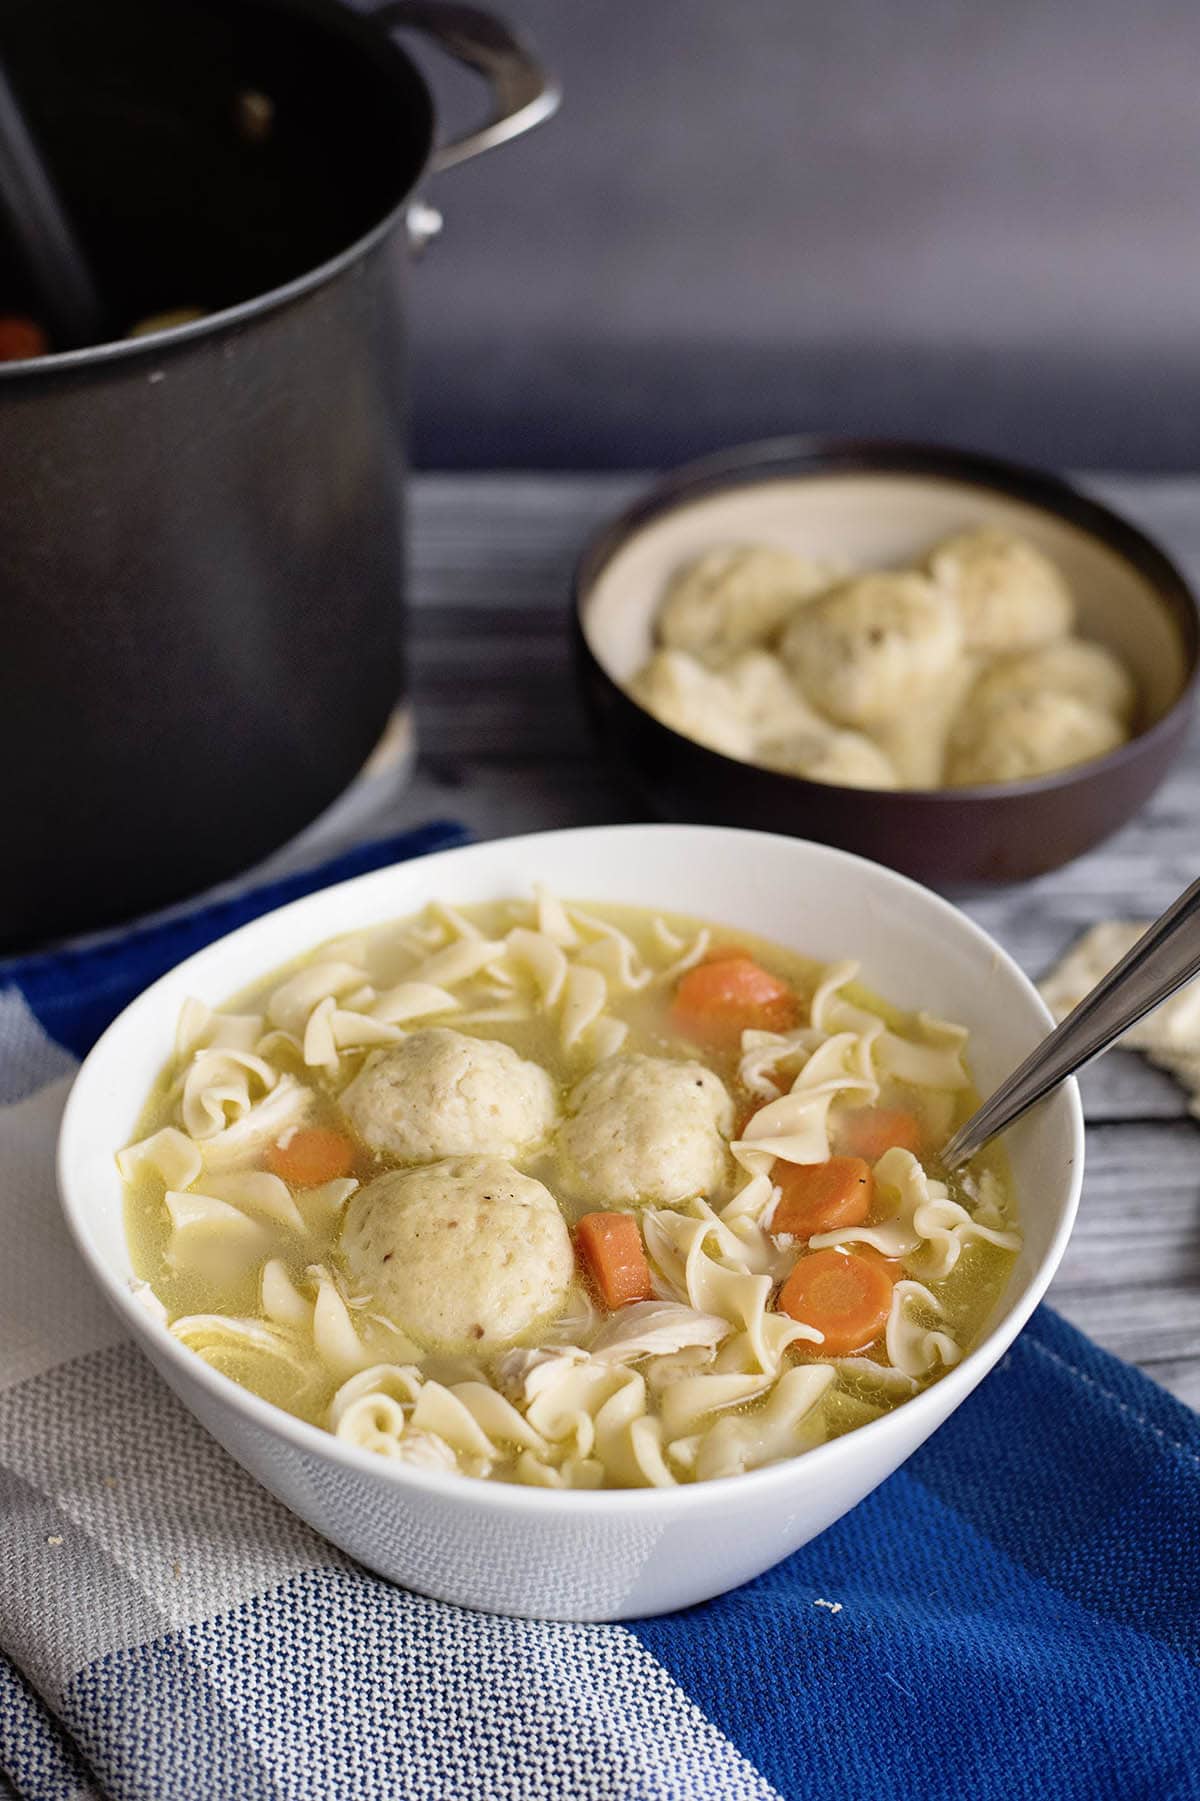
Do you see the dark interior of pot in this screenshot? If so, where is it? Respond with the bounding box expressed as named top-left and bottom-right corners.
top-left (0, 0), bottom-right (434, 341)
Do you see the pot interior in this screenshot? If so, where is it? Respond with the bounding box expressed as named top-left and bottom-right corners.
top-left (0, 0), bottom-right (433, 339)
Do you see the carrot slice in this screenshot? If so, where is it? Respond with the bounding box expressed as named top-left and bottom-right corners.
top-left (836, 1106), bottom-right (923, 1163)
top-left (851, 1242), bottom-right (906, 1280)
top-left (777, 1247), bottom-right (894, 1355)
top-left (671, 955), bottom-right (800, 1050)
top-left (576, 1211), bottom-right (653, 1309)
top-left (771, 1156), bottom-right (873, 1237)
top-left (266, 1127), bottom-right (357, 1187)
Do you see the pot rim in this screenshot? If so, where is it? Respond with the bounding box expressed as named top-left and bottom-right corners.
top-left (0, 0), bottom-right (437, 380)
top-left (572, 434), bottom-right (1200, 804)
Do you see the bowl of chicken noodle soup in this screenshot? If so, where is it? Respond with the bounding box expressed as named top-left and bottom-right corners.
top-left (58, 825), bottom-right (1083, 1619)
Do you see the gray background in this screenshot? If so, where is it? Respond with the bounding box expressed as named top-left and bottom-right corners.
top-left (404, 0), bottom-right (1200, 470)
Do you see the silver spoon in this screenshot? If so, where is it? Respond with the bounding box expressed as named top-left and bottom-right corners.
top-left (941, 877), bottom-right (1200, 1169)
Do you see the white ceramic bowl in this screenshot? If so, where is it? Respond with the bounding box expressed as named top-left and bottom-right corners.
top-left (57, 824), bottom-right (1083, 1620)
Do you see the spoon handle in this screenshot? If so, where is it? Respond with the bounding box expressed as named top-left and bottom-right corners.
top-left (941, 877), bottom-right (1200, 1169)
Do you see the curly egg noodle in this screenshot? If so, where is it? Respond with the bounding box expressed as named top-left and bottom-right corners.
top-left (119, 892), bottom-right (1021, 1489)
top-left (629, 526), bottom-right (1137, 790)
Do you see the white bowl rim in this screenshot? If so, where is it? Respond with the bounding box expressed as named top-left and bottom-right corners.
top-left (57, 822), bottom-right (1085, 1516)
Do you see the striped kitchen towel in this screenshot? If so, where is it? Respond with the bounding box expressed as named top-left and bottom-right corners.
top-left (1, 824), bottom-right (1199, 1801)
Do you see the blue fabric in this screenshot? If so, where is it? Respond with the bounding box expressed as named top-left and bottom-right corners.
top-left (2, 828), bottom-right (1197, 1800)
top-left (634, 1308), bottom-right (1200, 1801)
top-left (31, 1314), bottom-right (1200, 1801)
top-left (4, 821), bottom-right (470, 1059)
top-left (49, 1329), bottom-right (1200, 1801)
top-left (0, 1659), bottom-right (97, 1801)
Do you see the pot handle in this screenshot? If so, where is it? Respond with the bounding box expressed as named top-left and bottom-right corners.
top-left (373, 2), bottom-right (560, 173)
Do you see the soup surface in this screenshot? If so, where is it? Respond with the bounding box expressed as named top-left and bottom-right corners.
top-left (120, 892), bottom-right (1020, 1488)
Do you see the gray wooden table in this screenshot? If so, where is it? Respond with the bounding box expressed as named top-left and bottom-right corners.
top-left (316, 473), bottom-right (1200, 1409)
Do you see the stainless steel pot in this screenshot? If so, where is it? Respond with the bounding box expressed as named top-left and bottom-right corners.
top-left (0, 0), bottom-right (556, 948)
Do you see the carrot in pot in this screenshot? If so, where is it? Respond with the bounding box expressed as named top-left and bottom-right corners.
top-left (0, 316), bottom-right (47, 362)
top-left (771, 1156), bottom-right (874, 1237)
top-left (671, 955), bottom-right (800, 1050)
top-left (777, 1247), bottom-right (894, 1356)
top-left (836, 1106), bottom-right (923, 1163)
top-left (576, 1211), bottom-right (653, 1309)
top-left (266, 1127), bottom-right (357, 1187)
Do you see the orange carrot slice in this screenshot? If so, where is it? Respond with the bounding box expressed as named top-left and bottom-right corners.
top-left (851, 1242), bottom-right (906, 1280)
top-left (777, 1247), bottom-right (894, 1355)
top-left (576, 1211), bottom-right (653, 1309)
top-left (836, 1106), bottom-right (923, 1163)
top-left (266, 1127), bottom-right (357, 1187)
top-left (771, 1156), bottom-right (873, 1237)
top-left (671, 955), bottom-right (799, 1050)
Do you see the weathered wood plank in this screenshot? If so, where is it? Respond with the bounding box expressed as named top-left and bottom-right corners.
top-left (395, 760), bottom-right (628, 839)
top-left (1046, 1285), bottom-right (1200, 1386)
top-left (1075, 1054), bottom-right (1189, 1122)
top-left (1052, 1122), bottom-right (1200, 1282)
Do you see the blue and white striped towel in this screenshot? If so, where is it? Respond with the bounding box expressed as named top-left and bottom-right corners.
top-left (2, 824), bottom-right (1199, 1801)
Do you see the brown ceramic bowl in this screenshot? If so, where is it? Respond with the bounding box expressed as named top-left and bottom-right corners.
top-left (571, 438), bottom-right (1200, 885)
